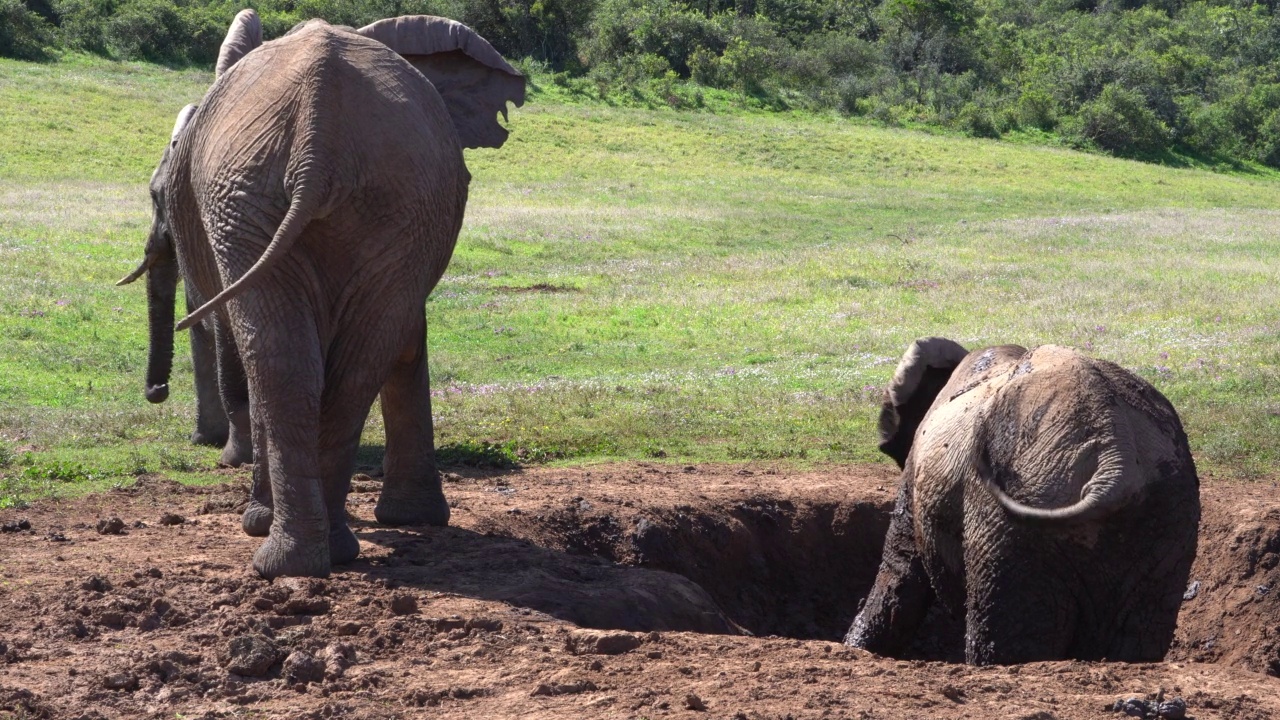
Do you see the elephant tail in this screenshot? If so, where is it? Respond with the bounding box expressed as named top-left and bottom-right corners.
top-left (972, 417), bottom-right (1139, 525)
top-left (174, 185), bottom-right (320, 332)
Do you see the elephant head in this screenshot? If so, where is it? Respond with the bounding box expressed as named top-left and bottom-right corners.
top-left (116, 103), bottom-right (199, 404)
top-left (117, 9), bottom-right (261, 404)
top-left (876, 337), bottom-right (969, 468)
top-left (354, 15), bottom-right (526, 149)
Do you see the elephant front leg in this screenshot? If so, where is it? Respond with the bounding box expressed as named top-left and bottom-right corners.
top-left (210, 318), bottom-right (265, 536)
top-left (214, 318), bottom-right (253, 469)
top-left (845, 474), bottom-right (934, 656)
top-left (318, 383), bottom-right (379, 567)
top-left (188, 302), bottom-right (229, 448)
top-left (375, 324), bottom-right (449, 527)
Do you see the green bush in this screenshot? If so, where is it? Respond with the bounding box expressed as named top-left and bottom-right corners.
top-left (1065, 83), bottom-right (1169, 155)
top-left (958, 101), bottom-right (1000, 138)
top-left (103, 0), bottom-right (188, 62)
top-left (689, 44), bottom-right (724, 86)
top-left (0, 0), bottom-right (56, 60)
top-left (1016, 88), bottom-right (1057, 131)
top-left (1253, 108), bottom-right (1280, 167)
top-left (585, 0), bottom-right (728, 75)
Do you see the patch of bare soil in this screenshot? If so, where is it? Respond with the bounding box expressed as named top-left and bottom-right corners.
top-left (0, 464), bottom-right (1277, 719)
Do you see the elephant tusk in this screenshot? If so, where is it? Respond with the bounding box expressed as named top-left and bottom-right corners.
top-left (116, 255), bottom-right (156, 286)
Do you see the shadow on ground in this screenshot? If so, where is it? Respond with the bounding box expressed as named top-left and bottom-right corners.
top-left (349, 525), bottom-right (742, 635)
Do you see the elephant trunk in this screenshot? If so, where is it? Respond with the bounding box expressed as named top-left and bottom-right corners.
top-left (144, 251), bottom-right (179, 403)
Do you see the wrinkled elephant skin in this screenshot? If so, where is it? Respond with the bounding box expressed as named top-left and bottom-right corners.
top-left (121, 11), bottom-right (524, 578)
top-left (847, 338), bottom-right (1200, 665)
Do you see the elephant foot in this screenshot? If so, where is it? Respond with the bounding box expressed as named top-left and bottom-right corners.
top-left (191, 427), bottom-right (229, 448)
top-left (375, 487), bottom-right (450, 527)
top-left (329, 525), bottom-right (361, 566)
top-left (242, 501), bottom-right (273, 537)
top-left (220, 439), bottom-right (253, 468)
top-left (843, 611), bottom-right (872, 649)
top-left (252, 532), bottom-right (331, 579)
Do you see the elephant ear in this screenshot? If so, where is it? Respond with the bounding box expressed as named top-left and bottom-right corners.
top-left (355, 15), bottom-right (526, 149)
top-left (216, 9), bottom-right (263, 77)
top-left (878, 337), bottom-right (969, 469)
top-left (171, 103), bottom-right (198, 143)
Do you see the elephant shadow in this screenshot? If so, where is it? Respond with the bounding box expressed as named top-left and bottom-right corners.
top-left (345, 523), bottom-right (742, 636)
top-left (352, 442), bottom-right (520, 477)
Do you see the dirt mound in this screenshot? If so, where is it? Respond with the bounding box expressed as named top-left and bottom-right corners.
top-left (1168, 477), bottom-right (1280, 676)
top-left (468, 464), bottom-right (899, 639)
top-left (0, 463), bottom-right (1277, 719)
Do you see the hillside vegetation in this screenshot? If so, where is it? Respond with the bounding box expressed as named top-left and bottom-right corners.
top-left (9, 0), bottom-right (1280, 167)
top-left (1, 55), bottom-right (1280, 506)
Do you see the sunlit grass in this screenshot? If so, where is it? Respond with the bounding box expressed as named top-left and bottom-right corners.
top-left (3, 54), bottom-right (1280, 505)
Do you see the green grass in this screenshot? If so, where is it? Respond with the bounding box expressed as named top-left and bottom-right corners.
top-left (3, 53), bottom-right (1280, 504)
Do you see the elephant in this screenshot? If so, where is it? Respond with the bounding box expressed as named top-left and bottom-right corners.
top-left (845, 338), bottom-right (1200, 665)
top-left (117, 10), bottom-right (525, 578)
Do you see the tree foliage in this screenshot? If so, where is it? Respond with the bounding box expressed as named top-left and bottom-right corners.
top-left (8, 0), bottom-right (1280, 165)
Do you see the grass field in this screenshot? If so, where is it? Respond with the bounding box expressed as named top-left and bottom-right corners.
top-left (3, 54), bottom-right (1280, 505)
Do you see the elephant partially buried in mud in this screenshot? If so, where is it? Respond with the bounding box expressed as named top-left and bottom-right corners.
top-left (118, 10), bottom-right (524, 578)
top-left (845, 338), bottom-right (1200, 665)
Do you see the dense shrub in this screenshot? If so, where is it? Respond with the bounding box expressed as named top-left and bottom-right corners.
top-left (0, 0), bottom-right (56, 60)
top-left (10, 0), bottom-right (1280, 167)
top-left (584, 0), bottom-right (727, 75)
top-left (1066, 84), bottom-right (1170, 155)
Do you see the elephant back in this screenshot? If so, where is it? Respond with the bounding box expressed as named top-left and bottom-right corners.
top-left (191, 21), bottom-right (465, 199)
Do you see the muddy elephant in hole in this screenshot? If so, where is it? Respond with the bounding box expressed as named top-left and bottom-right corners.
top-left (117, 10), bottom-right (524, 578)
top-left (845, 338), bottom-right (1200, 664)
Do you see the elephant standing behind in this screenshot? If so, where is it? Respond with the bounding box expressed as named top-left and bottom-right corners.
top-left (846, 338), bottom-right (1200, 664)
top-left (120, 11), bottom-right (524, 578)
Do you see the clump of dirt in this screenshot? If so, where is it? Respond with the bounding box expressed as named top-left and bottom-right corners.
top-left (0, 463), bottom-right (1277, 719)
top-left (1168, 477), bottom-right (1280, 676)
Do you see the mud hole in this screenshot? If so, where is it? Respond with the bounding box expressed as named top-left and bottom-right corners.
top-left (1, 464), bottom-right (1278, 719)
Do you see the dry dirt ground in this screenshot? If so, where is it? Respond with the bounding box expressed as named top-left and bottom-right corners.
top-left (1, 462), bottom-right (1278, 720)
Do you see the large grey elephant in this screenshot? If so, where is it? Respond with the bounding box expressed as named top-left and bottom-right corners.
top-left (118, 10), bottom-right (524, 578)
top-left (845, 338), bottom-right (1200, 664)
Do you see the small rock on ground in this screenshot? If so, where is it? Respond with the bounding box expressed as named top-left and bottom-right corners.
top-left (531, 680), bottom-right (598, 696)
top-left (102, 673), bottom-right (137, 691)
top-left (222, 635), bottom-right (279, 678)
top-left (282, 651), bottom-right (324, 684)
top-left (389, 593), bottom-right (418, 615)
top-left (96, 517), bottom-right (125, 535)
top-left (79, 575), bottom-right (112, 592)
top-left (566, 630), bottom-right (642, 656)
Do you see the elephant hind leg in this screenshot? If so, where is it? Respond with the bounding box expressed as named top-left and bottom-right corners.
top-left (242, 309), bottom-right (330, 579)
top-left (207, 317), bottom-right (267, 537)
top-left (375, 317), bottom-right (449, 528)
top-left (1090, 479), bottom-right (1199, 662)
top-left (963, 519), bottom-right (1077, 664)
